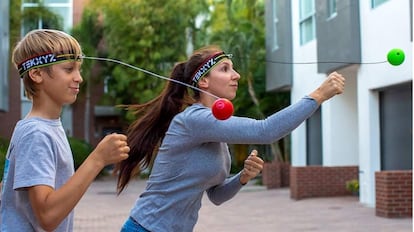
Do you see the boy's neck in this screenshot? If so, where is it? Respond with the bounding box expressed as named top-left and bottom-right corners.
top-left (28, 101), bottom-right (62, 119)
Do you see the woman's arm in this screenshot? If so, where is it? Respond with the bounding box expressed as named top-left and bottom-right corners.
top-left (186, 71), bottom-right (345, 145)
top-left (308, 71), bottom-right (345, 105)
top-left (206, 150), bottom-right (263, 205)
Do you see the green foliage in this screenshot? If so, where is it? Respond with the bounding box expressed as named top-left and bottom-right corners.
top-left (0, 137), bottom-right (10, 180)
top-left (68, 137), bottom-right (93, 170)
top-left (345, 179), bottom-right (359, 193)
top-left (74, 0), bottom-right (209, 122)
top-left (10, 0), bottom-right (21, 43)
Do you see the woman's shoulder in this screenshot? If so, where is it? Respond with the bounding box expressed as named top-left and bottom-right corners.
top-left (172, 103), bottom-right (217, 128)
top-left (180, 103), bottom-right (211, 119)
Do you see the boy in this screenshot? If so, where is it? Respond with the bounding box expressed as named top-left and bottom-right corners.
top-left (0, 29), bottom-right (130, 231)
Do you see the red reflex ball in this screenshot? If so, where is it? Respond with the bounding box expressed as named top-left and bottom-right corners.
top-left (212, 98), bottom-right (234, 120)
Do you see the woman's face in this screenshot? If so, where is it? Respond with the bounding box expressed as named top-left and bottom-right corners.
top-left (202, 58), bottom-right (241, 100)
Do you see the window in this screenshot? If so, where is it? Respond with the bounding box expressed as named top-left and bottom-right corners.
top-left (372, 0), bottom-right (389, 8)
top-left (21, 0), bottom-right (73, 35)
top-left (299, 0), bottom-right (316, 45)
top-left (271, 0), bottom-right (279, 51)
top-left (327, 0), bottom-right (337, 19)
top-left (20, 0), bottom-right (73, 102)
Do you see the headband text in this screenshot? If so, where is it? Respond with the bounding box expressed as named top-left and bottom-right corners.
top-left (18, 53), bottom-right (81, 78)
top-left (192, 52), bottom-right (233, 85)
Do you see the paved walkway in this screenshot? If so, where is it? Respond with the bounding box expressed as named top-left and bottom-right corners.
top-left (74, 177), bottom-right (412, 232)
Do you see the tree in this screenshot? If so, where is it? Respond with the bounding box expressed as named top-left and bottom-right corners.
top-left (74, 0), bottom-right (209, 121)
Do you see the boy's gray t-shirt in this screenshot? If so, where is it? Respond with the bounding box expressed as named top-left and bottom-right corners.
top-left (0, 117), bottom-right (74, 232)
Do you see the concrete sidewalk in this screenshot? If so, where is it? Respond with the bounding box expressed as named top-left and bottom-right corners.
top-left (74, 177), bottom-right (412, 232)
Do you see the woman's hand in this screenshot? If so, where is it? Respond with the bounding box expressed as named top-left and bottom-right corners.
top-left (309, 71), bottom-right (345, 105)
top-left (240, 150), bottom-right (264, 185)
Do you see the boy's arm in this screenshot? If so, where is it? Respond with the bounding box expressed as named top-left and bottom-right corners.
top-left (28, 133), bottom-right (129, 231)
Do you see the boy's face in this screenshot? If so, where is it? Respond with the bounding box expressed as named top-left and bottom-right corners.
top-left (39, 61), bottom-right (83, 106)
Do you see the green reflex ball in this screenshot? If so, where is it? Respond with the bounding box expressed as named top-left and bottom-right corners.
top-left (387, 48), bottom-right (405, 66)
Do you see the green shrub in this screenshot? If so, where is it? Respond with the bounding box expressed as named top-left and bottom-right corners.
top-left (345, 179), bottom-right (359, 193)
top-left (68, 137), bottom-right (93, 170)
top-left (0, 137), bottom-right (10, 180)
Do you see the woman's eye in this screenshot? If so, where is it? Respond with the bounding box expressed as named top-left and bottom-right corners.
top-left (65, 67), bottom-right (74, 72)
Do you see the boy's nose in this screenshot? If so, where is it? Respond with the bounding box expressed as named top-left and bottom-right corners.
top-left (74, 71), bottom-right (83, 83)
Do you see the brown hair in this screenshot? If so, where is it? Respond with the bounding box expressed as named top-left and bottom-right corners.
top-left (116, 45), bottom-right (223, 193)
top-left (11, 29), bottom-right (82, 99)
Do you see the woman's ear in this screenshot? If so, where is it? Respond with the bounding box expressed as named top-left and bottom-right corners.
top-left (28, 68), bottom-right (43, 83)
top-left (197, 77), bottom-right (209, 89)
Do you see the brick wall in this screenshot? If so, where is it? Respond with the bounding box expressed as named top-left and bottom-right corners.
top-left (262, 162), bottom-right (281, 189)
top-left (375, 170), bottom-right (412, 218)
top-left (0, 69), bottom-right (21, 140)
top-left (281, 162), bottom-right (290, 187)
top-left (290, 166), bottom-right (359, 200)
top-left (262, 162), bottom-right (290, 189)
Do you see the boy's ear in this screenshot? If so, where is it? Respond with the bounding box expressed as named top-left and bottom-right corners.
top-left (28, 68), bottom-right (43, 83)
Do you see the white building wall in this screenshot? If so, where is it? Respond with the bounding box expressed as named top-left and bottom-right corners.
top-left (358, 0), bottom-right (412, 207)
top-left (290, 1), bottom-right (359, 168)
top-left (290, 36), bottom-right (322, 166)
top-left (323, 65), bottom-right (359, 166)
top-left (291, 1), bottom-right (317, 166)
top-left (290, 0), bottom-right (413, 208)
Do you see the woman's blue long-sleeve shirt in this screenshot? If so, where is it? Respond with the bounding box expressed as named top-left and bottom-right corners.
top-left (129, 96), bottom-right (318, 232)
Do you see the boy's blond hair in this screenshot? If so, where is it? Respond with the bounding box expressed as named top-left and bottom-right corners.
top-left (12, 29), bottom-right (82, 99)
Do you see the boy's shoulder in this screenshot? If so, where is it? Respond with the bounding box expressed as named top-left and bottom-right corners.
top-left (14, 117), bottom-right (61, 136)
top-left (10, 118), bottom-right (63, 148)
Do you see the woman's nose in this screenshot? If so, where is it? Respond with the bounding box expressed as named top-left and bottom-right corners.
top-left (233, 70), bottom-right (241, 80)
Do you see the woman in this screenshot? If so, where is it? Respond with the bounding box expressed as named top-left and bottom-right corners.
top-left (118, 45), bottom-right (345, 232)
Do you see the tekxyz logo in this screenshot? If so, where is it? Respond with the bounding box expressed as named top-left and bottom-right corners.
top-left (193, 58), bottom-right (218, 83)
top-left (20, 54), bottom-right (57, 72)
top-left (191, 52), bottom-right (232, 85)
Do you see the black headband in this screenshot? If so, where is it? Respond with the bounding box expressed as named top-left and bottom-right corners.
top-left (18, 53), bottom-right (82, 78)
top-left (191, 52), bottom-right (233, 86)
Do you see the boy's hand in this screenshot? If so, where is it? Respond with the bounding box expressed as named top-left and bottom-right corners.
top-left (91, 133), bottom-right (129, 168)
top-left (240, 150), bottom-right (264, 185)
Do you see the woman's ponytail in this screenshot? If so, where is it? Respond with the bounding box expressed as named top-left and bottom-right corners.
top-left (116, 45), bottom-right (223, 193)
